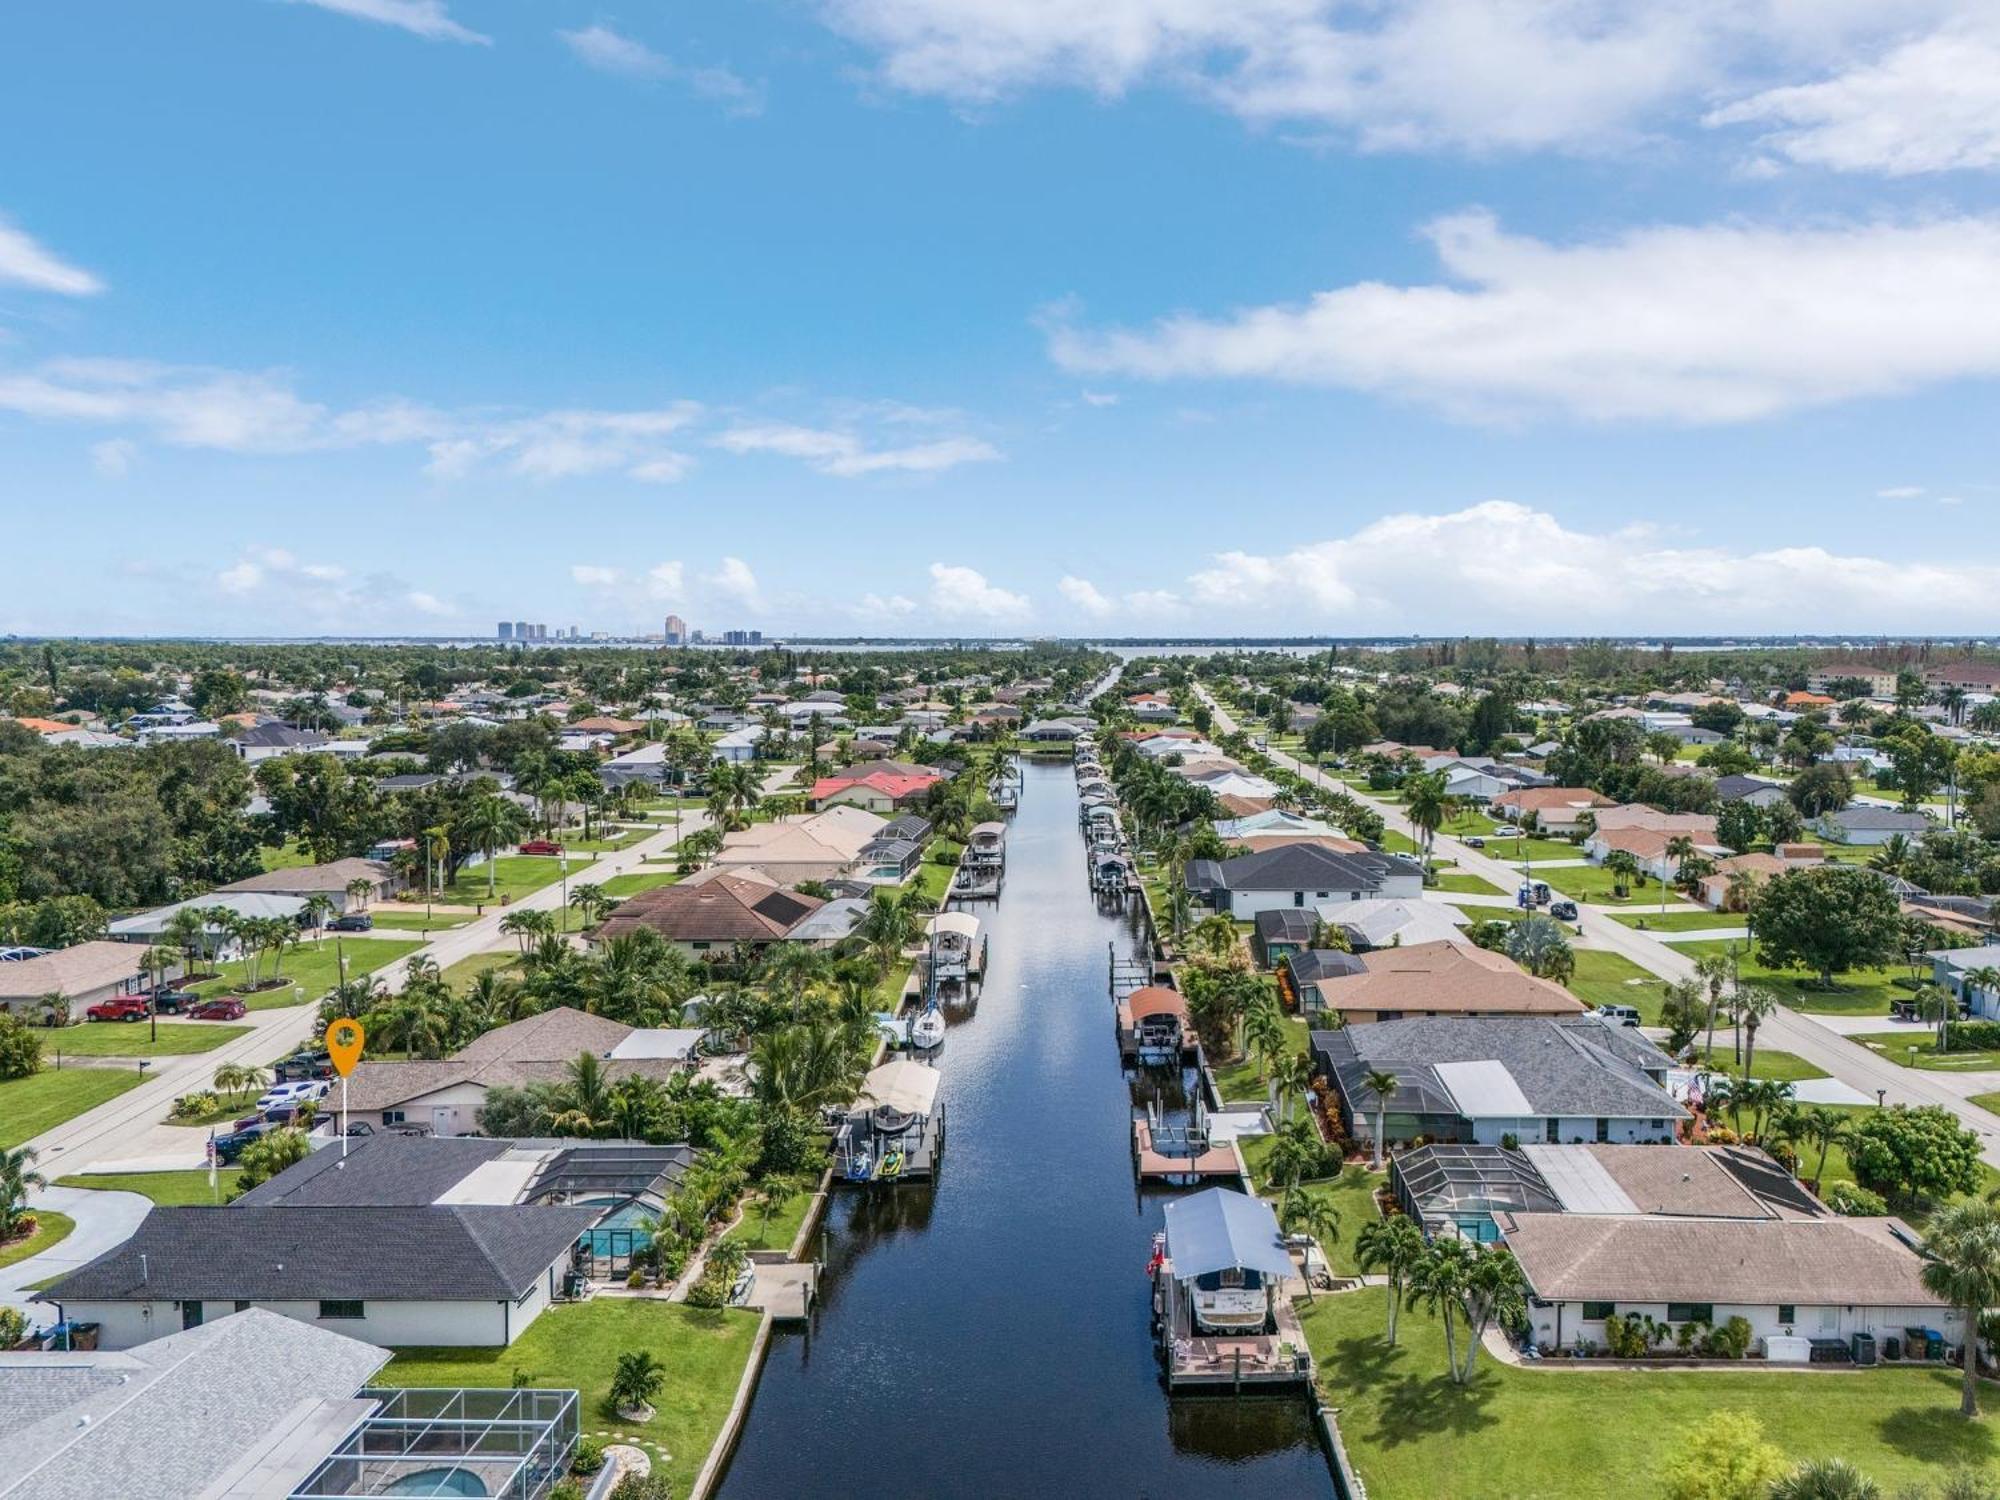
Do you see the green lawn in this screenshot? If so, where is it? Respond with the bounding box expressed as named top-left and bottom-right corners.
top-left (1972, 1093), bottom-right (2000, 1116)
top-left (57, 1167), bottom-right (240, 1204)
top-left (1380, 829), bottom-right (1422, 856)
top-left (1481, 835), bottom-right (1587, 863)
top-left (258, 840), bottom-right (317, 871)
top-left (194, 939), bottom-right (425, 1009)
top-left (1211, 1017), bottom-right (1310, 1104)
top-left (1692, 1044), bottom-right (1830, 1083)
top-left (1541, 862), bottom-right (1668, 905)
top-left (0, 1068), bottom-right (144, 1148)
top-left (160, 1089), bottom-right (264, 1127)
top-left (439, 951), bottom-right (521, 994)
top-left (1852, 1032), bottom-right (2000, 1073)
top-left (601, 871), bottom-right (683, 899)
top-left (566, 827), bottom-right (651, 853)
top-left (1676, 940), bottom-right (1913, 1017)
top-left (914, 843), bottom-right (964, 906)
top-left (386, 1299), bottom-right (762, 1499)
top-left (0, 1210), bottom-right (75, 1270)
top-left (43, 1021), bottom-right (251, 1058)
top-left (1610, 909), bottom-right (1748, 933)
top-left (1564, 949), bottom-right (1669, 1021)
top-left (1430, 871), bottom-right (1505, 897)
top-left (362, 910), bottom-right (475, 931)
top-left (1442, 809), bottom-right (1501, 837)
top-left (726, 1176), bottom-right (822, 1254)
top-left (442, 854), bottom-right (577, 905)
top-left (1301, 1287), bottom-right (2000, 1500)
top-left (1233, 1153), bottom-right (1384, 1277)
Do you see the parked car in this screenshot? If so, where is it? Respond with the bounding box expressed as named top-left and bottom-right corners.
top-left (1595, 1004), bottom-right (1642, 1028)
top-left (1515, 881), bottom-right (1551, 909)
top-left (255, 1079), bottom-right (329, 1112)
top-left (275, 1050), bottom-right (333, 1081)
top-left (212, 1120), bottom-right (274, 1163)
top-left (147, 988), bottom-right (197, 1014)
top-left (84, 995), bottom-right (151, 1023)
top-left (328, 912), bottom-right (374, 932)
top-left (518, 839), bottom-right (564, 856)
top-left (187, 996), bottom-right (247, 1020)
top-left (1494, 824), bottom-right (1524, 838)
top-left (1463, 836), bottom-right (1485, 849)
top-left (1549, 900), bottom-right (1579, 922)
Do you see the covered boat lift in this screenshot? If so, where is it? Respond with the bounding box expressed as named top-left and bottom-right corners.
top-left (835, 1058), bottom-right (947, 1185)
top-left (1152, 1188), bottom-right (1313, 1390)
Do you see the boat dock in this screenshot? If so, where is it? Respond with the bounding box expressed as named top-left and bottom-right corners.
top-left (742, 1256), bottom-right (820, 1322)
top-left (1132, 1117), bottom-right (1245, 1182)
top-left (1154, 1255), bottom-right (1315, 1390)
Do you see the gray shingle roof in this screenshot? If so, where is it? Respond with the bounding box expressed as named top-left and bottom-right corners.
top-left (42, 1204), bottom-right (597, 1303)
top-left (233, 1135), bottom-right (510, 1207)
top-left (1822, 806), bottom-right (1932, 830)
top-left (1188, 843), bottom-right (1418, 896)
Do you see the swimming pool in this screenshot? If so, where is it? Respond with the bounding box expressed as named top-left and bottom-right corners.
top-left (380, 1467), bottom-right (488, 1497)
top-left (580, 1196), bottom-right (652, 1256)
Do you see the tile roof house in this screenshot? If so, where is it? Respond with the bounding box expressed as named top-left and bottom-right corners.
top-left (590, 873), bottom-right (825, 953)
top-left (1584, 824), bottom-right (1730, 883)
top-left (39, 1202), bottom-right (599, 1350)
top-left (1311, 1015), bottom-right (1683, 1150)
top-left (1297, 940), bottom-right (1585, 1024)
top-left (0, 941), bottom-right (150, 1018)
top-left (1815, 806), bottom-right (1934, 845)
top-left (1698, 851), bottom-right (1790, 910)
top-left (807, 769), bottom-right (941, 812)
top-left (1712, 774), bottom-right (1789, 808)
top-left (1490, 787), bottom-right (1616, 834)
top-left (216, 857), bottom-right (397, 909)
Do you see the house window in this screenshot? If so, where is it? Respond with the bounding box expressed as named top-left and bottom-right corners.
top-left (234, 1300), bottom-right (251, 1313)
top-left (692, 940), bottom-right (712, 951)
top-left (318, 1300), bottom-right (365, 1320)
top-left (1594, 1118), bottom-right (1611, 1142)
top-left (1581, 1302), bottom-right (1615, 1321)
top-left (1544, 1119), bottom-right (1560, 1143)
top-left (384, 1110), bottom-right (406, 1125)
top-left (180, 1301), bottom-right (203, 1330)
top-left (1667, 1303), bottom-right (1712, 1324)
top-left (1777, 1305), bottom-right (1796, 1324)
top-left (1293, 892), bottom-right (1305, 907)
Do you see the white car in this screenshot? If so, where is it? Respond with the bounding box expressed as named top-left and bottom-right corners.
top-left (256, 1079), bottom-right (330, 1112)
top-left (1493, 824), bottom-right (1524, 838)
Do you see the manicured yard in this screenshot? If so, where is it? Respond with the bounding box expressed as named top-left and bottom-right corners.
top-left (1380, 829), bottom-right (1422, 856)
top-left (1541, 862), bottom-right (1667, 904)
top-left (1300, 1287), bottom-right (2000, 1500)
top-left (258, 840), bottom-right (317, 871)
top-left (1610, 909), bottom-right (1748, 933)
top-left (1430, 871), bottom-right (1505, 897)
top-left (0, 1068), bottom-right (144, 1147)
top-left (1564, 949), bottom-right (1668, 1021)
top-left (566, 826), bottom-right (652, 852)
top-left (443, 854), bottom-right (577, 905)
top-left (1692, 1044), bottom-right (1830, 1083)
top-left (194, 939), bottom-right (425, 1009)
top-left (57, 1167), bottom-right (240, 1204)
top-left (386, 1299), bottom-right (761, 1498)
top-left (726, 1174), bottom-right (823, 1254)
top-left (601, 870), bottom-right (683, 899)
top-left (1211, 1017), bottom-right (1310, 1104)
top-left (1481, 835), bottom-right (1586, 863)
top-left (1852, 1032), bottom-right (2000, 1073)
top-left (439, 951), bottom-right (521, 993)
top-left (1441, 809), bottom-right (1500, 837)
top-left (913, 842), bottom-right (965, 906)
top-left (1233, 1151), bottom-right (1384, 1277)
top-left (1676, 940), bottom-right (1913, 1018)
top-left (0, 1210), bottom-right (75, 1270)
top-left (362, 910), bottom-right (475, 931)
top-left (1971, 1092), bottom-right (2000, 1117)
top-left (43, 1020), bottom-right (251, 1058)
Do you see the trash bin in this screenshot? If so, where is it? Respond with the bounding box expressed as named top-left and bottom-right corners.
top-left (1884, 1335), bottom-right (1902, 1362)
top-left (1851, 1332), bottom-right (1877, 1367)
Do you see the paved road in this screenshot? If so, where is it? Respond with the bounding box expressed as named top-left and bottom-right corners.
top-left (0, 1185), bottom-right (153, 1328)
top-left (22, 774), bottom-right (795, 1179)
top-left (1196, 686), bottom-right (2000, 1166)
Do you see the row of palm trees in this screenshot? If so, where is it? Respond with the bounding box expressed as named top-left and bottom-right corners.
top-left (1351, 1215), bottom-right (1525, 1386)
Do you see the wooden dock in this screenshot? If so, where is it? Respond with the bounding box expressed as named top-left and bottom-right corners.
top-left (1154, 1258), bottom-right (1315, 1390)
top-left (1133, 1118), bottom-right (1245, 1182)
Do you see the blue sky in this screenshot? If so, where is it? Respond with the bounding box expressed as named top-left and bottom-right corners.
top-left (3, 0), bottom-right (2000, 638)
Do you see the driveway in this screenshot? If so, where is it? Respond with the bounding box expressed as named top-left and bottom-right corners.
top-left (0, 1185), bottom-right (153, 1330)
top-left (1197, 686), bottom-right (2000, 1167)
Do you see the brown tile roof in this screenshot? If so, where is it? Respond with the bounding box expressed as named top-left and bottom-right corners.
top-left (1491, 787), bottom-right (1616, 813)
top-left (456, 1005), bottom-right (634, 1064)
top-left (1215, 794), bottom-right (1276, 818)
top-left (1316, 940), bottom-right (1583, 1018)
top-left (218, 858), bottom-right (393, 894)
top-left (1500, 1212), bottom-right (1939, 1307)
top-left (568, 716), bottom-right (644, 733)
top-left (1590, 806), bottom-right (1719, 835)
top-left (590, 874), bottom-right (822, 942)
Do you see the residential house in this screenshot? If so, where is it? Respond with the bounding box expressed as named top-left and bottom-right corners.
top-left (1816, 806), bottom-right (1933, 845)
top-left (215, 857), bottom-right (397, 911)
top-left (105, 892), bottom-right (307, 951)
top-left (1584, 823), bottom-right (1731, 884)
top-left (1698, 852), bottom-right (1789, 911)
top-left (1185, 844), bottom-right (1425, 919)
top-left (716, 806), bottom-right (888, 884)
top-left (711, 724), bottom-right (768, 763)
top-left (1924, 661), bottom-right (2000, 694)
top-left (0, 942), bottom-right (150, 1019)
top-left (1317, 897), bottom-right (1472, 952)
top-left (1809, 664), bottom-right (1899, 698)
top-left (589, 871), bottom-right (826, 958)
top-left (1252, 908), bottom-right (1319, 970)
top-left (1311, 1015), bottom-right (1684, 1149)
top-left (1490, 787), bottom-right (1616, 835)
top-left (807, 769), bottom-right (941, 813)
top-left (1212, 809), bottom-right (1356, 853)
top-left (1294, 940), bottom-right (1584, 1024)
top-left (229, 720), bottom-right (330, 763)
top-left (1712, 775), bottom-right (1789, 809)
top-left (1930, 943), bottom-right (2000, 1020)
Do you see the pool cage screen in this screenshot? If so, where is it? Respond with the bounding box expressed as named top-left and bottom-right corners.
top-left (289, 1387), bottom-right (579, 1500)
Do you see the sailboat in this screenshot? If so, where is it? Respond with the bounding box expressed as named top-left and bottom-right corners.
top-left (909, 1006), bottom-right (946, 1050)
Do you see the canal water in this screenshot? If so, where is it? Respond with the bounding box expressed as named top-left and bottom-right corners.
top-left (716, 758), bottom-right (1337, 1499)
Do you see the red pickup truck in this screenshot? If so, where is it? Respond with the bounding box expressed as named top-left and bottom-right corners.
top-left (518, 839), bottom-right (564, 856)
top-left (85, 995), bottom-right (152, 1022)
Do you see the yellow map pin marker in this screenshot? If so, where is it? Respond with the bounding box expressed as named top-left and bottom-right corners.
top-left (325, 1018), bottom-right (365, 1077)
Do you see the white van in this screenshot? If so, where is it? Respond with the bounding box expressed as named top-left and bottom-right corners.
top-left (256, 1079), bottom-right (330, 1112)
top-left (1595, 1004), bottom-right (1642, 1028)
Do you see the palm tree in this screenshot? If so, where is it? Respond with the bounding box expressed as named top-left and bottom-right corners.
top-left (1355, 1216), bottom-right (1426, 1345)
top-left (1242, 995), bottom-right (1287, 1082)
top-left (552, 1051), bottom-right (614, 1135)
top-left (1281, 1187), bottom-right (1341, 1302)
top-left (212, 1061), bottom-right (269, 1104)
top-left (1269, 1050), bottom-right (1315, 1125)
top-left (1663, 834), bottom-right (1695, 909)
top-left (1919, 1198), bottom-right (2000, 1417)
top-left (500, 908), bottom-right (555, 954)
top-left (302, 893), bottom-right (335, 945)
top-left (164, 906), bottom-right (208, 975)
top-left (608, 1349), bottom-right (666, 1419)
top-left (0, 1145), bottom-right (48, 1238)
top-left (1456, 1247), bottom-right (1526, 1383)
top-left (346, 876), bottom-right (375, 913)
top-left (1737, 985), bottom-right (1778, 1080)
top-left (1962, 965), bottom-right (2000, 1023)
top-left (141, 943), bottom-right (179, 999)
top-left (1694, 952), bottom-right (1734, 1064)
top-left (1795, 1105), bottom-right (1853, 1191)
top-left (1262, 1117), bottom-right (1324, 1221)
top-left (1402, 772), bottom-right (1452, 876)
top-left (459, 794), bottom-right (529, 900)
top-left (569, 882), bottom-right (611, 930)
top-left (1603, 849), bottom-right (1642, 901)
top-left (1406, 1237), bottom-right (1475, 1381)
top-left (1363, 1069), bottom-right (1398, 1170)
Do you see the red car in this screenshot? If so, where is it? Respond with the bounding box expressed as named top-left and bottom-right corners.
top-left (187, 997), bottom-right (248, 1021)
top-left (85, 995), bottom-right (152, 1022)
top-left (518, 839), bottom-right (564, 856)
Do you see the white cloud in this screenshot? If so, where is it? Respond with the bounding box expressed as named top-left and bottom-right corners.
top-left (210, 543), bottom-right (455, 626)
top-left (706, 556), bottom-right (764, 610)
top-left (571, 564), bottom-right (621, 586)
top-left (1179, 500), bottom-right (2000, 631)
top-left (288, 0), bottom-right (488, 45)
top-left (558, 24), bottom-right (763, 113)
top-left (1050, 210), bottom-right (2000, 424)
top-left (646, 562), bottom-right (687, 600)
top-left (714, 422), bottom-right (1000, 476)
top-left (407, 590), bottom-right (454, 615)
top-left (1707, 21), bottom-right (2000, 175)
top-left (1079, 390), bottom-right (1120, 407)
top-left (1877, 485), bottom-right (1926, 499)
top-left (91, 438), bottom-right (135, 477)
top-left (855, 592), bottom-right (919, 618)
top-left (819, 1), bottom-right (1966, 156)
top-left (1058, 575), bottom-right (1114, 617)
top-left (928, 562), bottom-right (1030, 622)
top-left (0, 216), bottom-right (102, 296)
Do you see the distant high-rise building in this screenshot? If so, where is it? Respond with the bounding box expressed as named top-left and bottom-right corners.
top-left (664, 613), bottom-right (688, 645)
top-left (514, 621), bottom-right (529, 640)
top-left (498, 622), bottom-right (514, 640)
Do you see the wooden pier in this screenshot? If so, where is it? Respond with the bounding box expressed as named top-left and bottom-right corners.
top-left (1154, 1256), bottom-right (1315, 1390)
top-left (1133, 1117), bottom-right (1245, 1182)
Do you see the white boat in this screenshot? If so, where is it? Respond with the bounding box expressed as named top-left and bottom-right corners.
top-left (909, 1007), bottom-right (946, 1050)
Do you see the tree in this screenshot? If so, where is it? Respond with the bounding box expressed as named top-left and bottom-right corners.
top-left (1402, 772), bottom-right (1454, 876)
top-left (1660, 1412), bottom-right (1786, 1500)
top-left (1454, 1246), bottom-right (1525, 1383)
top-left (1262, 1117), bottom-right (1326, 1220)
top-left (1847, 1106), bottom-right (1982, 1205)
top-left (1715, 800), bottom-right (1762, 855)
top-left (1751, 865), bottom-right (1901, 989)
top-left (1658, 978), bottom-right (1707, 1054)
top-left (0, 1144), bottom-right (48, 1238)
top-left (608, 1349), bottom-right (666, 1419)
top-left (569, 882), bottom-right (611, 930)
top-left (1603, 849), bottom-right (1641, 900)
top-left (1280, 1187), bottom-right (1341, 1303)
top-left (1695, 951), bottom-right (1734, 1062)
top-left (458, 793), bottom-right (529, 900)
top-left (1736, 985), bottom-right (1778, 1080)
top-left (1405, 1237), bottom-right (1474, 1382)
top-left (1268, 1049), bottom-right (1315, 1125)
top-left (1363, 1069), bottom-right (1398, 1170)
top-left (1355, 1216), bottom-right (1425, 1345)
top-left (232, 1128), bottom-right (309, 1192)
top-left (0, 1015), bottom-right (43, 1080)
top-left (1505, 916), bottom-right (1573, 984)
top-left (1787, 762), bottom-right (1853, 818)
top-left (1921, 1198), bottom-right (2000, 1417)
top-left (1242, 994), bottom-right (1287, 1082)
top-left (1794, 1105), bottom-right (1853, 1192)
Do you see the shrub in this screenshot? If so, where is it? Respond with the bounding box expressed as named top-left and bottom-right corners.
top-left (571, 1438), bottom-right (606, 1476)
top-left (626, 1267), bottom-right (647, 1289)
top-left (0, 1015), bottom-right (43, 1080)
top-left (549, 1482), bottom-right (585, 1500)
top-left (1704, 1316), bottom-right (1754, 1360)
top-left (170, 1091), bottom-right (221, 1121)
top-left (1705, 1126), bottom-right (1739, 1145)
top-left (0, 1306), bottom-right (27, 1349)
top-left (610, 1476), bottom-right (672, 1500)
top-left (1946, 1020), bottom-right (2000, 1051)
top-left (1824, 1181), bottom-right (1889, 1217)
